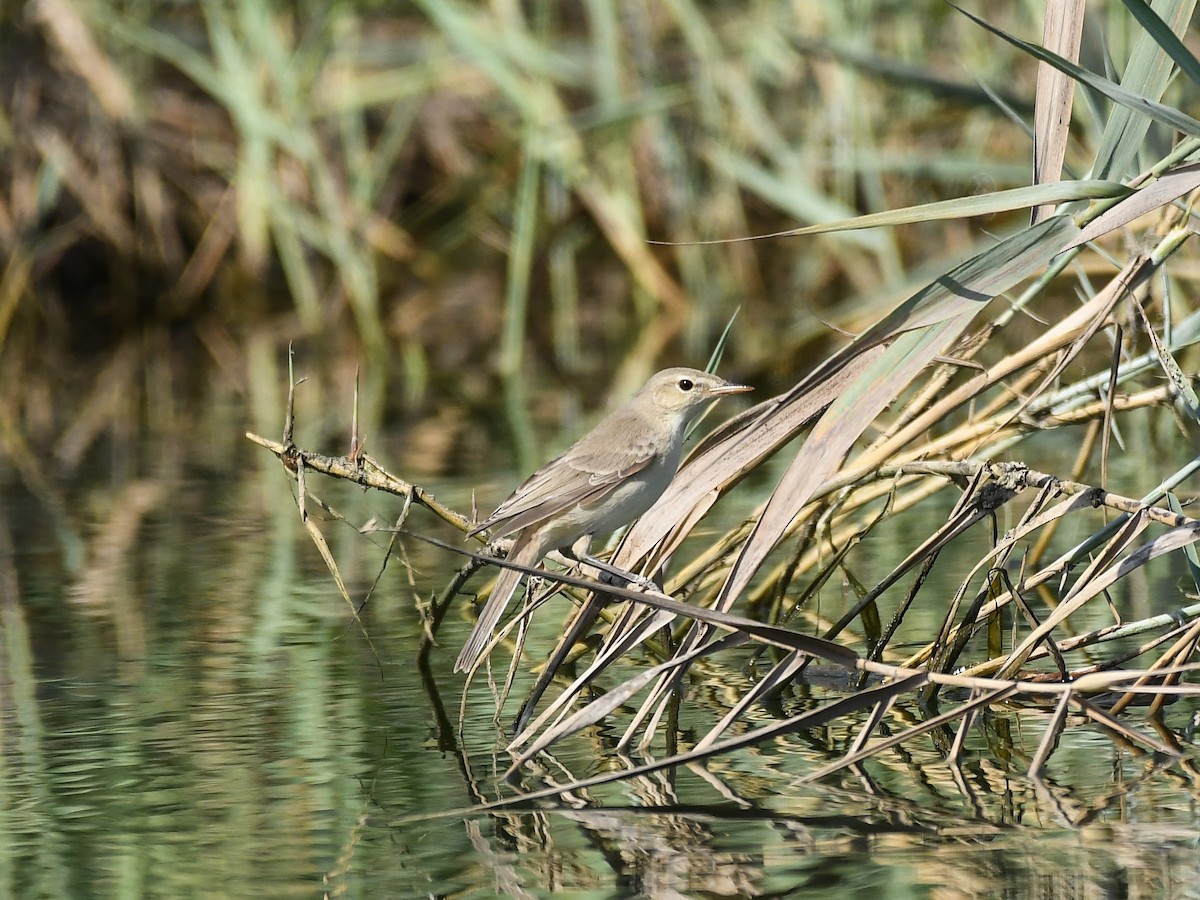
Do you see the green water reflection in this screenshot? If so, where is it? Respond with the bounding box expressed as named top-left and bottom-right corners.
top-left (3, 437), bottom-right (1199, 898)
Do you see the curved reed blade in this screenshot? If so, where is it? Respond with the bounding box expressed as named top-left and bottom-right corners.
top-left (716, 215), bottom-right (1081, 623)
top-left (1031, 0), bottom-right (1085, 225)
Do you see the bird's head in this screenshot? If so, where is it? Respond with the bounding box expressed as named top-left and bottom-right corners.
top-left (642, 367), bottom-right (752, 421)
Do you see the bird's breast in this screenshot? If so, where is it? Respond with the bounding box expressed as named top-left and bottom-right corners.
top-left (535, 452), bottom-right (674, 551)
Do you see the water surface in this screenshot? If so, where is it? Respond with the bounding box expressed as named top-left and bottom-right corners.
top-left (3, 419), bottom-right (1198, 898)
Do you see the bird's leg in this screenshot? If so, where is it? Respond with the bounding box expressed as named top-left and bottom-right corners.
top-left (561, 538), bottom-right (660, 591)
top-left (587, 555), bottom-right (660, 590)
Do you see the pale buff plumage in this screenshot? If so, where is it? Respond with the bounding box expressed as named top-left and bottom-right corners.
top-left (455, 367), bottom-right (751, 672)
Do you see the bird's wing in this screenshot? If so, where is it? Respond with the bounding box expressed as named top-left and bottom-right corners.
top-left (469, 413), bottom-right (662, 539)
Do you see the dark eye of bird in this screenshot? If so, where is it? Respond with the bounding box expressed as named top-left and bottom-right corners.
top-left (678, 379), bottom-right (694, 391)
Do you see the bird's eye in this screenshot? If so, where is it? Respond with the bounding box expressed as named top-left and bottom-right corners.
top-left (677, 378), bottom-right (694, 391)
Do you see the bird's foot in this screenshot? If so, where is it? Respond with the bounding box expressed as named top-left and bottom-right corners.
top-left (596, 566), bottom-right (661, 592)
top-left (561, 547), bottom-right (662, 592)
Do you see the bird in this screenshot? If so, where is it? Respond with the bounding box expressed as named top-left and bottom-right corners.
top-left (455, 367), bottom-right (752, 672)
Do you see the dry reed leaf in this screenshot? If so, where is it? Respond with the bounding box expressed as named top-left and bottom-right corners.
top-left (928, 490), bottom-right (1097, 626)
top-left (1064, 162), bottom-right (1200, 251)
top-left (996, 510), bottom-right (1167, 677)
top-left (507, 607), bottom-right (680, 749)
top-left (956, 3), bottom-right (1200, 145)
top-left (614, 345), bottom-right (887, 570)
top-left (506, 639), bottom-right (713, 772)
top-left (1031, 0), bottom-right (1085, 225)
top-left (715, 323), bottom-right (968, 611)
top-left (596, 216), bottom-right (1084, 746)
top-left (1000, 253), bottom-right (1156, 426)
top-left (717, 241), bottom-right (1066, 616)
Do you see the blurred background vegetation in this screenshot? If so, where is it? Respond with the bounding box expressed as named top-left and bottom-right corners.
top-left (3, 0), bottom-right (1140, 481)
top-left (5, 3), bottom-right (1200, 894)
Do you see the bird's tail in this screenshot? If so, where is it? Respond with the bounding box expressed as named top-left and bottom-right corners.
top-left (454, 535), bottom-right (544, 673)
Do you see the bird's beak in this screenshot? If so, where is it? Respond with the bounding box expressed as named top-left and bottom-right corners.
top-left (710, 382), bottom-right (753, 396)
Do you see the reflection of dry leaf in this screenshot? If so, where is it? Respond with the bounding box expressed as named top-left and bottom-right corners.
top-left (70, 480), bottom-right (167, 659)
top-left (54, 340), bottom-right (142, 473)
